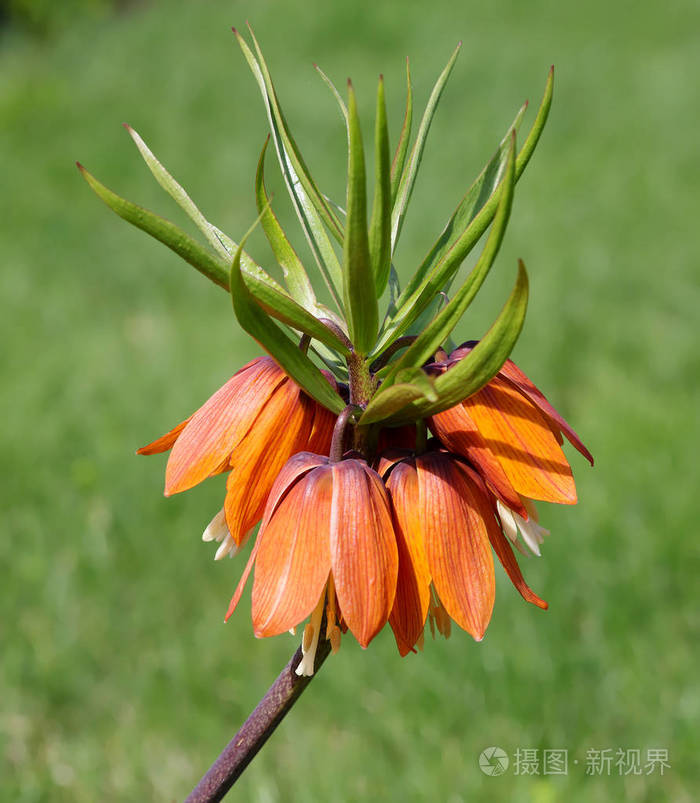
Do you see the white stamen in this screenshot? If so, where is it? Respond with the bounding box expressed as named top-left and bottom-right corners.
top-left (202, 508), bottom-right (228, 542)
top-left (496, 501), bottom-right (518, 544)
top-left (497, 499), bottom-right (549, 557)
top-left (295, 595), bottom-right (325, 677)
top-left (214, 533), bottom-right (238, 561)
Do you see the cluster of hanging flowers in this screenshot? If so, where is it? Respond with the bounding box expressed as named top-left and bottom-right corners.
top-left (80, 27), bottom-right (592, 676)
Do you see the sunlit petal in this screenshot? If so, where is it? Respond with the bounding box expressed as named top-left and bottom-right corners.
top-left (498, 359), bottom-right (594, 465)
top-left (429, 406), bottom-right (528, 517)
top-left (252, 467), bottom-right (333, 637)
top-left (137, 417), bottom-right (190, 455)
top-left (386, 459), bottom-right (431, 656)
top-left (462, 376), bottom-right (577, 504)
top-left (165, 357), bottom-right (284, 495)
top-left (417, 452), bottom-right (495, 641)
top-left (330, 461), bottom-right (398, 648)
top-left (224, 382), bottom-right (315, 544)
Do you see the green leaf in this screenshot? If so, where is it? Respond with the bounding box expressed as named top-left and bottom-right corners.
top-left (234, 28), bottom-right (344, 308)
top-left (395, 101), bottom-right (527, 308)
top-left (372, 67), bottom-right (553, 358)
top-left (381, 260), bottom-right (529, 424)
top-left (79, 163), bottom-right (350, 355)
top-left (314, 63), bottom-right (348, 124)
top-left (243, 272), bottom-right (351, 356)
top-left (391, 42), bottom-right (461, 252)
top-left (369, 76), bottom-right (392, 297)
top-left (382, 131), bottom-right (516, 380)
top-left (343, 82), bottom-right (378, 355)
top-left (239, 27), bottom-right (344, 241)
top-left (230, 217), bottom-right (346, 415)
top-left (359, 368), bottom-right (437, 425)
top-left (255, 137), bottom-right (318, 312)
top-left (123, 125), bottom-right (233, 263)
top-left (78, 162), bottom-right (231, 289)
top-left (390, 58), bottom-right (413, 207)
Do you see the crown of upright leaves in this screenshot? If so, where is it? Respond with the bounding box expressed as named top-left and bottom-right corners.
top-left (78, 25), bottom-right (553, 426)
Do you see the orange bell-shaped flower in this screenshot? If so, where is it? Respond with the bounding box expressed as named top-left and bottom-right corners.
top-left (138, 357), bottom-right (337, 548)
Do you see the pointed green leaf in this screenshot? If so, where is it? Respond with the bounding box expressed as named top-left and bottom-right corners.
top-left (123, 125), bottom-right (233, 263)
top-left (382, 131), bottom-right (516, 380)
top-left (243, 274), bottom-right (351, 356)
top-left (391, 43), bottom-right (461, 251)
top-left (390, 58), bottom-right (413, 206)
top-left (78, 162), bottom-right (231, 289)
top-left (314, 63), bottom-right (348, 123)
top-left (380, 261), bottom-right (529, 424)
top-left (369, 76), bottom-right (392, 297)
top-left (372, 67), bottom-right (553, 358)
top-left (241, 27), bottom-right (344, 241)
top-left (395, 101), bottom-right (527, 308)
top-left (234, 28), bottom-right (344, 308)
top-left (255, 137), bottom-right (318, 312)
top-left (359, 369), bottom-right (437, 425)
top-left (79, 163), bottom-right (349, 355)
top-left (230, 218), bottom-right (346, 415)
top-left (344, 82), bottom-right (378, 355)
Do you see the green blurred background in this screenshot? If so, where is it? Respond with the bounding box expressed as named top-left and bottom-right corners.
top-left (1, 1), bottom-right (698, 800)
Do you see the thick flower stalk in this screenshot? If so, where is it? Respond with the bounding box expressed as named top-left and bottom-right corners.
top-left (80, 24), bottom-right (593, 798)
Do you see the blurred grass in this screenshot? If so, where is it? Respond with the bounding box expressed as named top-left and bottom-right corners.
top-left (1, 0), bottom-right (698, 800)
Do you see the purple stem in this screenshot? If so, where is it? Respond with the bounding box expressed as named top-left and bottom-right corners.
top-left (184, 639), bottom-right (332, 802)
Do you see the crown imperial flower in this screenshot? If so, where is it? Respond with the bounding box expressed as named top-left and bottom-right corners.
top-left (81, 27), bottom-right (592, 676)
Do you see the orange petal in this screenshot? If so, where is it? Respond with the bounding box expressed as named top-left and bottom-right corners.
top-left (499, 360), bottom-right (594, 466)
top-left (137, 417), bottom-right (191, 455)
top-left (225, 539), bottom-right (260, 622)
top-left (306, 403), bottom-right (336, 456)
top-left (259, 452), bottom-right (329, 530)
top-left (375, 448), bottom-right (413, 479)
top-left (462, 376), bottom-right (577, 504)
top-left (429, 406), bottom-right (528, 518)
top-left (416, 452), bottom-right (495, 641)
top-left (386, 460), bottom-right (431, 656)
top-left (224, 381), bottom-right (315, 544)
top-left (251, 467), bottom-right (333, 637)
top-left (165, 357), bottom-right (285, 495)
top-left (329, 461), bottom-right (398, 648)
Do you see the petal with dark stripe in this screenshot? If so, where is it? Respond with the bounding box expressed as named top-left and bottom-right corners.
top-left (416, 452), bottom-right (495, 641)
top-left (165, 357), bottom-right (285, 495)
top-left (385, 459), bottom-right (431, 656)
top-left (329, 461), bottom-right (398, 648)
top-left (251, 467), bottom-right (333, 637)
top-left (462, 376), bottom-right (577, 504)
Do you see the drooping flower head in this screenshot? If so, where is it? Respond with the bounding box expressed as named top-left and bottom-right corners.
top-left (82, 27), bottom-right (592, 675)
